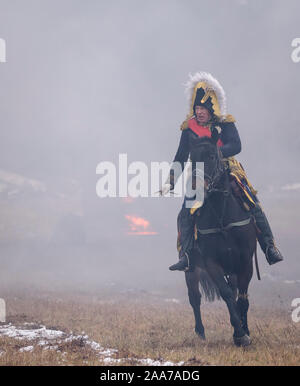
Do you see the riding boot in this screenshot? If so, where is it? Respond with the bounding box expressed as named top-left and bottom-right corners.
top-left (169, 206), bottom-right (195, 272)
top-left (251, 202), bottom-right (284, 265)
top-left (169, 250), bottom-right (191, 272)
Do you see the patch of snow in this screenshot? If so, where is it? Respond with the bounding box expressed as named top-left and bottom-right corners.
top-left (284, 280), bottom-right (300, 285)
top-left (138, 358), bottom-right (184, 366)
top-left (0, 323), bottom-right (184, 366)
top-left (165, 298), bottom-right (180, 304)
top-left (103, 357), bottom-right (123, 364)
top-left (19, 346), bottom-right (34, 352)
top-left (0, 169), bottom-right (46, 193)
top-left (281, 183), bottom-right (300, 191)
top-left (0, 324), bottom-right (65, 340)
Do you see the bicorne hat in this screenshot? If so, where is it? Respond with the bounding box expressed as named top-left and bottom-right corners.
top-left (181, 72), bottom-right (235, 128)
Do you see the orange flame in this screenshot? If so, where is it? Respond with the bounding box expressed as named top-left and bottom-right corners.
top-left (122, 197), bottom-right (134, 203)
top-left (125, 215), bottom-right (157, 236)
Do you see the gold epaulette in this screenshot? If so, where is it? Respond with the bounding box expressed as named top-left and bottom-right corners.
top-left (180, 114), bottom-right (194, 130)
top-left (180, 120), bottom-right (189, 130)
top-left (223, 114), bottom-right (236, 123)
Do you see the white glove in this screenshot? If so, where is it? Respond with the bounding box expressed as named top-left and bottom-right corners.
top-left (159, 183), bottom-right (173, 196)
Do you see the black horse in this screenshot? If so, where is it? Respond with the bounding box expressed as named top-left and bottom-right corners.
top-left (185, 129), bottom-right (257, 347)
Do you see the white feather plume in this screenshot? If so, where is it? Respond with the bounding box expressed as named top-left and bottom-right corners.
top-left (184, 72), bottom-right (227, 120)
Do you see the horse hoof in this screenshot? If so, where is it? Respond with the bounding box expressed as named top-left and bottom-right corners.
top-left (233, 334), bottom-right (251, 347)
top-left (195, 330), bottom-right (206, 340)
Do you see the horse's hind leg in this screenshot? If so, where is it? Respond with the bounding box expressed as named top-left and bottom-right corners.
top-left (237, 258), bottom-right (253, 336)
top-left (227, 275), bottom-right (238, 301)
top-left (206, 261), bottom-right (250, 346)
top-left (185, 269), bottom-right (205, 339)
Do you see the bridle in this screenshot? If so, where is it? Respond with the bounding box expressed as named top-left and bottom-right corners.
top-left (204, 148), bottom-right (227, 194)
top-left (193, 142), bottom-right (251, 237)
top-left (192, 144), bottom-right (227, 195)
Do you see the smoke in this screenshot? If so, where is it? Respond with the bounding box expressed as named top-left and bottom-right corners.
top-left (0, 0), bottom-right (299, 302)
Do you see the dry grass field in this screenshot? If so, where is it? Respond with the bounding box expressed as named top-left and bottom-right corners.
top-left (0, 287), bottom-right (299, 366)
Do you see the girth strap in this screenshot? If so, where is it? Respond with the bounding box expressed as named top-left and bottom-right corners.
top-left (197, 217), bottom-right (251, 235)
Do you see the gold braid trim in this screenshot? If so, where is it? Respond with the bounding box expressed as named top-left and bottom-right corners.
top-left (180, 114), bottom-right (194, 130)
top-left (190, 82), bottom-right (222, 119)
top-left (226, 157), bottom-right (258, 196)
top-left (190, 200), bottom-right (204, 215)
top-left (223, 114), bottom-right (236, 123)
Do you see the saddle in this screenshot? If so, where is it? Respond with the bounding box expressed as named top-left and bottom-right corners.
top-left (189, 157), bottom-right (257, 216)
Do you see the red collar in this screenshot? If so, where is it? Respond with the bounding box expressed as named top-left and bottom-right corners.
top-left (188, 118), bottom-right (223, 147)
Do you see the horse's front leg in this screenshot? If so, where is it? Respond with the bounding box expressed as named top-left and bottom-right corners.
top-left (185, 269), bottom-right (205, 339)
top-left (206, 260), bottom-right (250, 347)
top-left (236, 294), bottom-right (250, 337)
top-left (236, 255), bottom-right (253, 337)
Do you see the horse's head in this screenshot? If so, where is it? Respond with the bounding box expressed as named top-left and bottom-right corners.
top-left (190, 127), bottom-right (225, 194)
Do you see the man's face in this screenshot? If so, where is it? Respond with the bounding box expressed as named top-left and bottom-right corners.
top-left (195, 106), bottom-right (211, 125)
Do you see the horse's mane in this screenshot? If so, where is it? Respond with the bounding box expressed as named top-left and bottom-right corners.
top-left (192, 136), bottom-right (213, 146)
top-left (190, 136), bottom-right (217, 155)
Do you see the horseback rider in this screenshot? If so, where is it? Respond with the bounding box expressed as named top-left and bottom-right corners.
top-left (160, 72), bottom-right (283, 271)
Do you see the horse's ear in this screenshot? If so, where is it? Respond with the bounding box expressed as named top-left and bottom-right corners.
top-left (211, 125), bottom-right (221, 145)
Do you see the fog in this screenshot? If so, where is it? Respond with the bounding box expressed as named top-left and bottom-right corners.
top-left (0, 0), bottom-right (299, 304)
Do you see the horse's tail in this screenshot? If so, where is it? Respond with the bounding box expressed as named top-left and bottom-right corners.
top-left (198, 269), bottom-right (221, 302)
